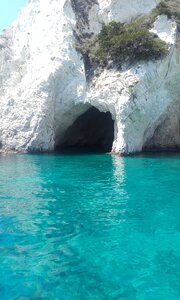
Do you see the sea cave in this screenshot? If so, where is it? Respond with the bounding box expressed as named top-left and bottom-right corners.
top-left (55, 107), bottom-right (114, 153)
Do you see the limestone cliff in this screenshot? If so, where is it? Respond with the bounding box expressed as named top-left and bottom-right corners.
top-left (0, 0), bottom-right (179, 154)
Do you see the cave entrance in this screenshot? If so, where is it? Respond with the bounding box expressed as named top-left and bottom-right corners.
top-left (56, 107), bottom-right (114, 153)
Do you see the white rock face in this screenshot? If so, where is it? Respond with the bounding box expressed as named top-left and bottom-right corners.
top-left (88, 0), bottom-right (161, 33)
top-left (0, 0), bottom-right (87, 152)
top-left (0, 0), bottom-right (179, 154)
top-left (88, 15), bottom-right (179, 154)
top-left (150, 15), bottom-right (177, 44)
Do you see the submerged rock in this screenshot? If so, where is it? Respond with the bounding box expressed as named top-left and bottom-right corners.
top-left (0, 0), bottom-right (179, 154)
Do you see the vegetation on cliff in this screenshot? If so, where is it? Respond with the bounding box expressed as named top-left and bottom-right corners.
top-left (134, 0), bottom-right (180, 33)
top-left (75, 0), bottom-right (179, 74)
top-left (76, 21), bottom-right (168, 69)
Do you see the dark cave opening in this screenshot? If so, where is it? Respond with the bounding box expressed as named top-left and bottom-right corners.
top-left (56, 107), bottom-right (114, 153)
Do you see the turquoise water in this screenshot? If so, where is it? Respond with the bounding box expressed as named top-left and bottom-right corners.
top-left (0, 153), bottom-right (180, 299)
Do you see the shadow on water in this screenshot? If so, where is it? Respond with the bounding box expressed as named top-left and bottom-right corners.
top-left (128, 151), bottom-right (180, 159)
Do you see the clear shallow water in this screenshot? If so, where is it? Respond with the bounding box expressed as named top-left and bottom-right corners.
top-left (0, 153), bottom-right (180, 300)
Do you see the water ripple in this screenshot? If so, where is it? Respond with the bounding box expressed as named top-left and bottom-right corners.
top-left (0, 153), bottom-right (180, 299)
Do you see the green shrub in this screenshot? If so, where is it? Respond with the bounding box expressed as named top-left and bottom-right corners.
top-left (75, 0), bottom-right (180, 72)
top-left (154, 1), bottom-right (172, 17)
top-left (76, 21), bottom-right (168, 69)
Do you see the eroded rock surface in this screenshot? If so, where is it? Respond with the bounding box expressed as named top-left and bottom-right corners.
top-left (0, 0), bottom-right (179, 154)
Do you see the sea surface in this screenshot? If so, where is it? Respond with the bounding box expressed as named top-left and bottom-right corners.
top-left (0, 153), bottom-right (180, 299)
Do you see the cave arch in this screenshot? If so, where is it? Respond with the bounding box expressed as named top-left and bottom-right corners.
top-left (55, 106), bottom-right (114, 153)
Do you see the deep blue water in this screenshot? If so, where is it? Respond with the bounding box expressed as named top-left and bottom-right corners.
top-left (0, 153), bottom-right (180, 299)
